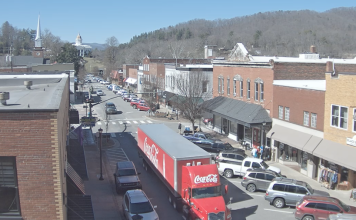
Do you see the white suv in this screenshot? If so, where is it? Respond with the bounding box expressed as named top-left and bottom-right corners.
top-left (122, 189), bottom-right (159, 220)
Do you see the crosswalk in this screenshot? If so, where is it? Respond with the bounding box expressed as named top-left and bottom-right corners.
top-left (96, 120), bottom-right (153, 126)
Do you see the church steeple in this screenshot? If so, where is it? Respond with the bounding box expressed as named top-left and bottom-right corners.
top-left (35, 15), bottom-right (42, 48)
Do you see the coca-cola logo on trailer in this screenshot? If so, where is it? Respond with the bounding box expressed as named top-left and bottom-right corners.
top-left (143, 137), bottom-right (159, 168)
top-left (194, 174), bottom-right (218, 184)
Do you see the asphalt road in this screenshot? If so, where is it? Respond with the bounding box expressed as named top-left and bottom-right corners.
top-left (87, 82), bottom-right (297, 220)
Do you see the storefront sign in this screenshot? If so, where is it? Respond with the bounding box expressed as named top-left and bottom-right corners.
top-left (346, 135), bottom-right (356, 147)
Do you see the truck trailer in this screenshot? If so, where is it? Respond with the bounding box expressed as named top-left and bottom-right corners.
top-left (137, 124), bottom-right (232, 220)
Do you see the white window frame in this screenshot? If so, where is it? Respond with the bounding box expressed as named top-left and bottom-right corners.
top-left (331, 105), bottom-right (348, 130)
top-left (247, 80), bottom-right (250, 99)
top-left (303, 111), bottom-right (310, 127)
top-left (254, 82), bottom-right (259, 101)
top-left (260, 83), bottom-right (264, 102)
top-left (218, 77), bottom-right (221, 94)
top-left (222, 78), bottom-right (224, 94)
top-left (285, 107), bottom-right (290, 121)
top-left (311, 113), bottom-right (317, 128)
top-left (240, 80), bottom-right (243, 98)
top-left (233, 80), bottom-right (236, 96)
top-left (278, 106), bottom-right (284, 119)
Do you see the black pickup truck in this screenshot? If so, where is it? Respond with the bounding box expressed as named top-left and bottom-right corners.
top-left (195, 142), bottom-right (244, 155)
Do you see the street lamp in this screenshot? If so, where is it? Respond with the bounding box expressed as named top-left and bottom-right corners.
top-left (98, 127), bottom-right (104, 180)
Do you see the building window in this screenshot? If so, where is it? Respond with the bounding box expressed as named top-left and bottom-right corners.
top-left (240, 81), bottom-right (243, 97)
top-left (331, 105), bottom-right (348, 129)
top-left (311, 113), bottom-right (317, 128)
top-left (279, 106), bottom-right (284, 119)
top-left (260, 83), bottom-right (264, 101)
top-left (353, 109), bottom-right (356, 132)
top-left (233, 80), bottom-right (236, 96)
top-left (227, 78), bottom-right (230, 95)
top-left (221, 78), bottom-right (224, 94)
top-left (0, 157), bottom-right (21, 216)
top-left (304, 111), bottom-right (309, 126)
top-left (202, 81), bottom-right (208, 93)
top-left (218, 77), bottom-right (221, 94)
top-left (254, 82), bottom-right (259, 101)
top-left (285, 107), bottom-right (290, 121)
top-left (247, 80), bottom-right (250, 99)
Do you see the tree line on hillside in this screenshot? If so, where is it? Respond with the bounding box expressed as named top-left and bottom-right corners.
top-left (2, 7), bottom-right (356, 72)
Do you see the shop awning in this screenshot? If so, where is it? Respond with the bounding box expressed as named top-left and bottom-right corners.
top-left (202, 96), bottom-right (272, 126)
top-left (313, 139), bottom-right (356, 171)
top-left (125, 78), bottom-right (137, 84)
top-left (303, 136), bottom-right (322, 154)
top-left (266, 124), bottom-right (312, 151)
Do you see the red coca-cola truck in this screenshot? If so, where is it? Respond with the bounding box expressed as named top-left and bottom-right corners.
top-left (137, 124), bottom-right (232, 220)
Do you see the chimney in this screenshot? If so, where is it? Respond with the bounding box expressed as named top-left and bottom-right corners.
top-left (310, 45), bottom-right (316, 53)
top-left (326, 61), bottom-right (333, 72)
top-left (24, 81), bottom-right (33, 89)
top-left (0, 92), bottom-right (10, 106)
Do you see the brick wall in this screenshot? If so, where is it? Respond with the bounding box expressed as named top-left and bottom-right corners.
top-left (0, 82), bottom-right (69, 220)
top-left (274, 62), bottom-right (326, 80)
top-left (273, 85), bottom-right (325, 131)
top-left (213, 65), bottom-right (274, 116)
top-left (324, 73), bottom-right (356, 144)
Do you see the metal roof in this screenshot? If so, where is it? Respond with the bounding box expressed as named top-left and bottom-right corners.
top-left (202, 96), bottom-right (272, 126)
top-left (138, 124), bottom-right (211, 160)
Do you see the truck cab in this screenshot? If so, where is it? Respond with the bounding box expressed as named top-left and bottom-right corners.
top-left (181, 164), bottom-right (232, 220)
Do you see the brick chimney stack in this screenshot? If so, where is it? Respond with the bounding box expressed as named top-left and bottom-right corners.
top-left (310, 45), bottom-right (316, 53)
top-left (326, 61), bottom-right (333, 72)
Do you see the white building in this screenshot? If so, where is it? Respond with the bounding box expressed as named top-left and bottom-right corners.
top-left (73, 33), bottom-right (92, 57)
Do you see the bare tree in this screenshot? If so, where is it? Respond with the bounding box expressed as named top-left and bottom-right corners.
top-left (104, 36), bottom-right (119, 78)
top-left (172, 69), bottom-right (212, 132)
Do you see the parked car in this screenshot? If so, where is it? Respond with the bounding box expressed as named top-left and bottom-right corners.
top-left (121, 91), bottom-right (128, 97)
top-left (113, 161), bottom-right (141, 193)
top-left (103, 81), bottom-right (110, 85)
top-left (96, 89), bottom-right (104, 96)
top-left (131, 99), bottom-right (145, 109)
top-left (183, 132), bottom-right (221, 144)
top-left (112, 86), bottom-right (121, 94)
top-left (295, 196), bottom-right (356, 220)
top-left (203, 118), bottom-right (213, 125)
top-left (216, 150), bottom-right (248, 163)
top-left (265, 177), bottom-right (330, 208)
top-left (137, 103), bottom-right (151, 111)
top-left (123, 94), bottom-right (131, 101)
top-left (122, 189), bottom-right (159, 219)
top-left (328, 213), bottom-right (356, 220)
top-left (126, 94), bottom-right (138, 102)
top-left (241, 168), bottom-right (287, 192)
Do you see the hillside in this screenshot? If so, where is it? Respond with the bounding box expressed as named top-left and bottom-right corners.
top-left (116, 7), bottom-right (356, 66)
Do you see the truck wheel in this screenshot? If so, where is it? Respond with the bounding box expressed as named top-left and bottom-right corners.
top-left (246, 183), bottom-right (256, 192)
top-left (133, 105), bottom-right (137, 109)
top-left (302, 216), bottom-right (314, 220)
top-left (168, 195), bottom-right (177, 210)
top-left (224, 169), bottom-right (234, 178)
top-left (273, 198), bottom-right (285, 208)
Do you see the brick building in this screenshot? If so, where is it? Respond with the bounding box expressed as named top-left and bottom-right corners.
top-left (0, 74), bottom-right (70, 219)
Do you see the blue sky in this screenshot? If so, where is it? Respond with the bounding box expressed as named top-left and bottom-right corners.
top-left (1, 0), bottom-right (355, 44)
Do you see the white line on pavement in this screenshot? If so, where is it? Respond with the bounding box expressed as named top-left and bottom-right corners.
top-left (140, 121), bottom-right (145, 123)
top-left (147, 120), bottom-right (152, 123)
top-left (133, 121), bottom-right (138, 124)
top-left (126, 121), bottom-right (131, 124)
top-left (97, 122), bottom-right (102, 125)
top-left (112, 122), bottom-right (116, 124)
top-left (119, 121), bottom-right (123, 124)
top-left (264, 209), bottom-right (294, 214)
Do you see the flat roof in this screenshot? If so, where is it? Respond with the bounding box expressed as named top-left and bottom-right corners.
top-left (0, 73), bottom-right (68, 112)
top-left (273, 80), bottom-right (326, 91)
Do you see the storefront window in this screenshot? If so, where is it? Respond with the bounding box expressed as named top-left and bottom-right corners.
top-left (214, 115), bottom-right (221, 129)
top-left (279, 143), bottom-right (286, 160)
top-left (230, 122), bottom-right (237, 135)
top-left (253, 128), bottom-right (261, 143)
top-left (301, 151), bottom-right (308, 170)
top-left (245, 127), bottom-right (252, 141)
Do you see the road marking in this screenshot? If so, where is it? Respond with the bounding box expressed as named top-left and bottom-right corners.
top-left (112, 122), bottom-right (116, 124)
top-left (147, 120), bottom-right (152, 123)
top-left (97, 122), bottom-right (102, 125)
top-left (140, 121), bottom-right (145, 123)
top-left (133, 121), bottom-right (138, 124)
top-left (264, 209), bottom-right (294, 214)
top-left (119, 121), bottom-right (123, 124)
top-left (126, 121), bottom-right (131, 124)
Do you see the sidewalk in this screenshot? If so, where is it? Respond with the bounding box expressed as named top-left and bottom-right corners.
top-left (73, 102), bottom-right (123, 220)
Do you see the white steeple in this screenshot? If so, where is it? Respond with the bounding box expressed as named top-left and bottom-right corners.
top-left (75, 33), bottom-right (82, 46)
top-left (35, 15), bottom-right (42, 48)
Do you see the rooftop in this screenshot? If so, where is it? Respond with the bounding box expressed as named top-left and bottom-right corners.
top-left (0, 73), bottom-right (68, 112)
top-left (273, 80), bottom-right (326, 91)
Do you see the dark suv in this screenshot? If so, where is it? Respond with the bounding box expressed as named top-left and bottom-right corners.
top-left (295, 196), bottom-right (356, 220)
top-left (216, 150), bottom-right (247, 163)
top-left (113, 161), bottom-right (141, 193)
top-left (241, 169), bottom-right (286, 192)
